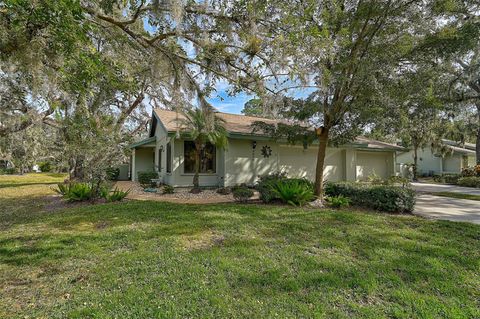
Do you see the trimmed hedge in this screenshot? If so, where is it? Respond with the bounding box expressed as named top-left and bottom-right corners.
top-left (325, 182), bottom-right (416, 213)
top-left (457, 176), bottom-right (480, 188)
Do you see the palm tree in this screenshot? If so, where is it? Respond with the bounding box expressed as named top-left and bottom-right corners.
top-left (179, 107), bottom-right (227, 193)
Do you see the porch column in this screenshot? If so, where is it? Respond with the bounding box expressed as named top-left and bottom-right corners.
top-left (345, 149), bottom-right (357, 181)
top-left (131, 148), bottom-right (136, 181)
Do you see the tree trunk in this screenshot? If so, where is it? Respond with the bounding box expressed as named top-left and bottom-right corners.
top-left (476, 104), bottom-right (480, 165)
top-left (413, 146), bottom-right (418, 181)
top-left (69, 155), bottom-right (85, 181)
top-left (314, 127), bottom-right (329, 201)
top-left (191, 142), bottom-right (201, 193)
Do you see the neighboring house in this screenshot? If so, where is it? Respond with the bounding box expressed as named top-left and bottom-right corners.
top-left (129, 109), bottom-right (404, 187)
top-left (396, 139), bottom-right (477, 176)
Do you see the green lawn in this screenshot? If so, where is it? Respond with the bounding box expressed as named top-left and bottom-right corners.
top-left (432, 191), bottom-right (480, 201)
top-left (0, 174), bottom-right (479, 318)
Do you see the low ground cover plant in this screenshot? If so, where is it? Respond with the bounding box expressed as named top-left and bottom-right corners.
top-left (232, 186), bottom-right (254, 202)
top-left (216, 187), bottom-right (232, 195)
top-left (162, 185), bottom-right (175, 194)
top-left (55, 182), bottom-right (129, 202)
top-left (327, 195), bottom-right (350, 208)
top-left (325, 182), bottom-right (416, 213)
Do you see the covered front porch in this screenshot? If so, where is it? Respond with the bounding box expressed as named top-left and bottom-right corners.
top-left (130, 136), bottom-right (156, 182)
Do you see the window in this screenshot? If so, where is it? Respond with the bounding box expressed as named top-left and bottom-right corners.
top-left (183, 141), bottom-right (216, 174)
top-left (166, 142), bottom-right (172, 173)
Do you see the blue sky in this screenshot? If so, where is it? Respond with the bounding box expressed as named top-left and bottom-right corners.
top-left (206, 84), bottom-right (316, 114)
top-left (207, 91), bottom-right (253, 114)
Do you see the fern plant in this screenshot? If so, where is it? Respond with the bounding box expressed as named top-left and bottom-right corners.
top-left (64, 183), bottom-right (94, 202)
top-left (106, 187), bottom-right (130, 202)
top-left (272, 180), bottom-right (315, 206)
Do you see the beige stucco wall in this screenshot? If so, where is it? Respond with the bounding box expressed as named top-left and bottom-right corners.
top-left (224, 139), bottom-right (279, 186)
top-left (396, 149), bottom-right (442, 175)
top-left (137, 128), bottom-right (396, 187)
top-left (396, 148), bottom-right (474, 175)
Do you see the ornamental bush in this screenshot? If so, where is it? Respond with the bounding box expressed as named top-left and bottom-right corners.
top-left (256, 172), bottom-right (288, 203)
top-left (271, 179), bottom-right (315, 206)
top-left (325, 182), bottom-right (416, 213)
top-left (457, 176), bottom-right (480, 188)
top-left (232, 186), bottom-right (254, 203)
top-left (137, 171), bottom-right (158, 188)
top-left (443, 174), bottom-right (460, 185)
top-left (256, 172), bottom-right (314, 204)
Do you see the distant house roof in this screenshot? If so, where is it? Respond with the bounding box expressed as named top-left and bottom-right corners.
top-left (144, 108), bottom-right (405, 151)
top-left (442, 139), bottom-right (476, 151)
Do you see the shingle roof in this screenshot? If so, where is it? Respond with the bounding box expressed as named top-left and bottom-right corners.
top-left (154, 108), bottom-right (283, 134)
top-left (153, 109), bottom-right (405, 151)
top-left (354, 137), bottom-right (405, 151)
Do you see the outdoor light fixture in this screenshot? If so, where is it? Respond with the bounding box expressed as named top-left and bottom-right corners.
top-left (252, 141), bottom-right (257, 149)
top-left (159, 145), bottom-right (164, 152)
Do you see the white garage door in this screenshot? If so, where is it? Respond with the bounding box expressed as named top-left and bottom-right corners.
top-left (356, 152), bottom-right (389, 180)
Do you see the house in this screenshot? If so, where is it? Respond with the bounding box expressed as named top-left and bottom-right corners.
top-left (129, 109), bottom-right (405, 187)
top-left (396, 139), bottom-right (477, 176)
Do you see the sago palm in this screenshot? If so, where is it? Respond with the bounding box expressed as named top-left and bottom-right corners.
top-left (179, 107), bottom-right (227, 193)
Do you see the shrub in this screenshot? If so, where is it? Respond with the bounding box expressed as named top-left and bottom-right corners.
top-left (272, 179), bottom-right (315, 207)
top-left (256, 172), bottom-right (288, 203)
top-left (38, 161), bottom-right (52, 172)
top-left (327, 195), bottom-right (350, 208)
top-left (232, 186), bottom-right (254, 203)
top-left (59, 183), bottom-right (94, 202)
top-left (54, 183), bottom-right (70, 195)
top-left (216, 187), bottom-right (232, 195)
top-left (457, 176), bottom-right (480, 188)
top-left (162, 185), bottom-right (175, 194)
top-left (106, 187), bottom-right (130, 202)
top-left (443, 174), bottom-right (460, 185)
top-left (461, 167), bottom-right (476, 177)
top-left (106, 167), bottom-right (120, 181)
top-left (433, 175), bottom-right (445, 183)
top-left (367, 172), bottom-right (384, 185)
top-left (137, 171), bottom-right (158, 188)
top-left (0, 167), bottom-right (16, 175)
top-left (325, 182), bottom-right (416, 213)
top-left (386, 176), bottom-right (411, 187)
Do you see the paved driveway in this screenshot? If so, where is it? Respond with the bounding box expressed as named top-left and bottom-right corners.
top-left (412, 182), bottom-right (480, 224)
top-left (412, 182), bottom-right (480, 195)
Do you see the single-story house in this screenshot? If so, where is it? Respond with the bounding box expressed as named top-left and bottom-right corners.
top-left (396, 139), bottom-right (477, 176)
top-left (129, 109), bottom-right (404, 187)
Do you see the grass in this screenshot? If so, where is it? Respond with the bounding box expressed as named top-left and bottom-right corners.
top-left (0, 172), bottom-right (66, 188)
top-left (0, 174), bottom-right (479, 318)
top-left (431, 191), bottom-right (480, 201)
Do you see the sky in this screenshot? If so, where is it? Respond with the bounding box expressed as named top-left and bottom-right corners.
top-left (207, 91), bottom-right (253, 114)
